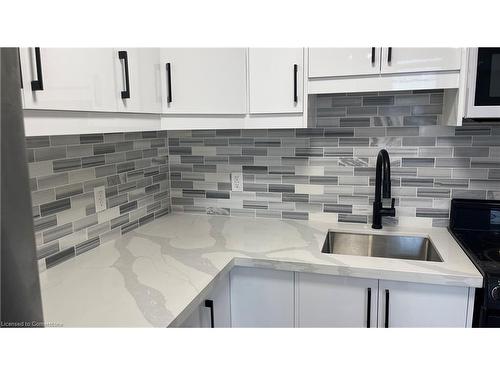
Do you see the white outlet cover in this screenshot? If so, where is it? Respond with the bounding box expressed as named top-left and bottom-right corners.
top-left (94, 185), bottom-right (107, 213)
top-left (231, 172), bottom-right (243, 192)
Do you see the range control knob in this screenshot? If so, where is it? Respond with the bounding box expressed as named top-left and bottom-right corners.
top-left (491, 286), bottom-right (500, 301)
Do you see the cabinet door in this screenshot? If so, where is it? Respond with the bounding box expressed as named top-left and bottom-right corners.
top-left (20, 48), bottom-right (117, 111)
top-left (114, 48), bottom-right (162, 113)
top-left (380, 48), bottom-right (461, 74)
top-left (378, 280), bottom-right (469, 328)
top-left (249, 48), bottom-right (303, 114)
top-left (308, 48), bottom-right (381, 78)
top-left (230, 267), bottom-right (294, 327)
top-left (297, 273), bottom-right (378, 328)
top-left (180, 273), bottom-right (231, 328)
top-left (200, 273), bottom-right (231, 328)
top-left (160, 48), bottom-right (247, 114)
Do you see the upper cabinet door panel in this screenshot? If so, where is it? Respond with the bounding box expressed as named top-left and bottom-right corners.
top-left (160, 48), bottom-right (247, 114)
top-left (380, 48), bottom-right (462, 74)
top-left (249, 48), bottom-right (303, 114)
top-left (20, 48), bottom-right (117, 112)
top-left (308, 48), bottom-right (381, 78)
top-left (114, 48), bottom-right (162, 114)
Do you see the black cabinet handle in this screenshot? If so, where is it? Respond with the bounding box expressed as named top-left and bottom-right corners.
top-left (118, 50), bottom-right (130, 99)
top-left (293, 64), bottom-right (298, 104)
top-left (387, 47), bottom-right (392, 65)
top-left (31, 47), bottom-right (44, 91)
top-left (166, 63), bottom-right (172, 103)
top-left (17, 48), bottom-right (23, 89)
top-left (204, 299), bottom-right (214, 328)
top-left (366, 288), bottom-right (372, 328)
top-left (371, 47), bottom-right (375, 65)
top-left (385, 289), bottom-right (390, 328)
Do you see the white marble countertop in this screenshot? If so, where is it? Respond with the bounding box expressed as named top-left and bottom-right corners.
top-left (39, 213), bottom-right (483, 327)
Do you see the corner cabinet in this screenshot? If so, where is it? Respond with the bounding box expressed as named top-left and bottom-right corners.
top-left (20, 48), bottom-right (118, 112)
top-left (159, 48), bottom-right (247, 115)
top-left (180, 273), bottom-right (231, 328)
top-left (230, 266), bottom-right (295, 327)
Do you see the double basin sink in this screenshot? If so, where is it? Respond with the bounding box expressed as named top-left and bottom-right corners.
top-left (322, 231), bottom-right (442, 262)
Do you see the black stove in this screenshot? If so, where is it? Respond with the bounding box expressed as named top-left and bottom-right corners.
top-left (449, 199), bottom-right (500, 327)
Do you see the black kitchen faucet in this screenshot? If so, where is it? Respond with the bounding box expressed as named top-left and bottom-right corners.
top-left (372, 149), bottom-right (395, 229)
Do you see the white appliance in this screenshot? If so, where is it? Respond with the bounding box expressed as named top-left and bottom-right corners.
top-left (466, 48), bottom-right (500, 118)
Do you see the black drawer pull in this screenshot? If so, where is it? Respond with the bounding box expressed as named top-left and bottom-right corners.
top-left (371, 47), bottom-right (375, 65)
top-left (118, 50), bottom-right (130, 99)
top-left (31, 47), bottom-right (44, 91)
top-left (366, 287), bottom-right (372, 328)
top-left (385, 289), bottom-right (390, 328)
top-left (387, 47), bottom-right (392, 64)
top-left (166, 63), bottom-right (172, 103)
top-left (293, 64), bottom-right (298, 103)
top-left (204, 299), bottom-right (214, 328)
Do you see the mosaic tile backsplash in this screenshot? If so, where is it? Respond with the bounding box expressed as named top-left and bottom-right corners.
top-left (168, 91), bottom-right (500, 228)
top-left (26, 131), bottom-right (170, 268)
top-left (26, 90), bottom-right (500, 268)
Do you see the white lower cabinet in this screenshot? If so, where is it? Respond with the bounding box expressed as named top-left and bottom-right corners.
top-left (181, 267), bottom-right (471, 328)
top-left (180, 273), bottom-right (231, 328)
top-left (230, 266), bottom-right (294, 327)
top-left (378, 280), bottom-right (469, 328)
top-left (297, 273), bottom-right (378, 328)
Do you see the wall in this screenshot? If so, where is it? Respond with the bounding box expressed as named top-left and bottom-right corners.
top-left (168, 90), bottom-right (500, 228)
top-left (27, 90), bottom-right (500, 268)
top-left (26, 131), bottom-right (170, 268)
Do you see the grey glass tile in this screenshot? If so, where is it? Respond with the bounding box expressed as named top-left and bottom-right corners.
top-left (34, 147), bottom-right (67, 162)
top-left (34, 215), bottom-right (58, 232)
top-left (45, 246), bottom-right (75, 268)
top-left (338, 214), bottom-right (368, 224)
top-left (80, 134), bottom-right (104, 144)
top-left (363, 96), bottom-right (394, 106)
top-left (53, 158), bottom-right (82, 173)
top-left (40, 198), bottom-right (71, 216)
top-left (43, 223), bottom-right (73, 243)
top-left (282, 211), bottom-right (308, 220)
top-left (75, 237), bottom-right (100, 255)
top-left (26, 136), bottom-right (50, 148)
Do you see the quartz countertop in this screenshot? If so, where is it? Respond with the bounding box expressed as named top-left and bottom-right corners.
top-left (39, 213), bottom-right (483, 327)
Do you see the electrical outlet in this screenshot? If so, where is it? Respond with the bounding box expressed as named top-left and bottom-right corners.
top-left (94, 185), bottom-right (107, 213)
top-left (231, 172), bottom-right (243, 192)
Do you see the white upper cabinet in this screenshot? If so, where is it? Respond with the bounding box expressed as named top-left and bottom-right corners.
top-left (380, 48), bottom-right (462, 74)
top-left (378, 280), bottom-right (469, 328)
top-left (113, 48), bottom-right (162, 114)
top-left (248, 48), bottom-right (304, 114)
top-left (297, 273), bottom-right (378, 328)
top-left (160, 48), bottom-right (247, 114)
top-left (20, 48), bottom-right (117, 112)
top-left (309, 48), bottom-right (381, 78)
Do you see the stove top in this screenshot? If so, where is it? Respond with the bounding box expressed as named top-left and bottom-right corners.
top-left (452, 230), bottom-right (500, 274)
top-left (449, 199), bottom-right (500, 276)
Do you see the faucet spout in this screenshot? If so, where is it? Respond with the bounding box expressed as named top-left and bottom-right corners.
top-left (372, 149), bottom-right (396, 229)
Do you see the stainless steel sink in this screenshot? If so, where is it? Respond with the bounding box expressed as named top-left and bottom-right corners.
top-left (321, 231), bottom-right (443, 262)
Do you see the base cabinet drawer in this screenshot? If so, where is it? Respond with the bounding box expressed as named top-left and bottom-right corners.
top-left (297, 273), bottom-right (378, 328)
